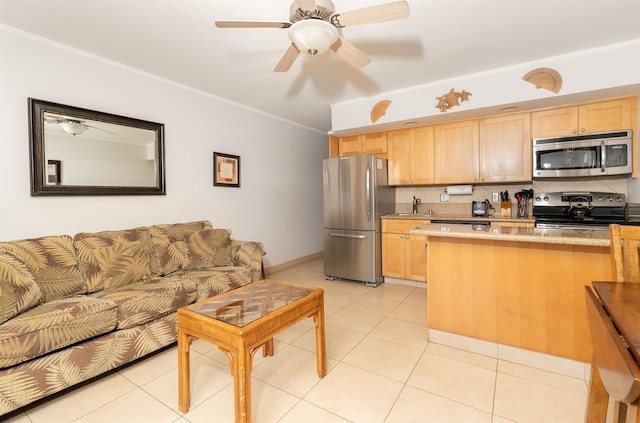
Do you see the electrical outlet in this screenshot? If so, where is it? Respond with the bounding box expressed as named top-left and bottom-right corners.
top-left (440, 193), bottom-right (449, 202)
top-left (492, 192), bottom-right (499, 202)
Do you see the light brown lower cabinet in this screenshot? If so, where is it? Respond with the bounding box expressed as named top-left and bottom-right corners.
top-left (382, 219), bottom-right (429, 281)
top-left (427, 236), bottom-right (611, 363)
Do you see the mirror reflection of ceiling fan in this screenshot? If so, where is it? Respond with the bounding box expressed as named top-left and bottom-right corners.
top-left (44, 114), bottom-right (117, 137)
top-left (215, 0), bottom-right (410, 72)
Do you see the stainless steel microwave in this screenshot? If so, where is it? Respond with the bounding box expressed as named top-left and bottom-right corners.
top-left (533, 130), bottom-right (633, 178)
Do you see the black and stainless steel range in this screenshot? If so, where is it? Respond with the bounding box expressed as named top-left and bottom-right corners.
top-left (533, 191), bottom-right (626, 230)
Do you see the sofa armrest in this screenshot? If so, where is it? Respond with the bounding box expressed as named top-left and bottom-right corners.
top-left (231, 240), bottom-right (265, 282)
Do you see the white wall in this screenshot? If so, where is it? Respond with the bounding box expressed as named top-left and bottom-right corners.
top-left (0, 27), bottom-right (328, 267)
top-left (330, 40), bottom-right (640, 133)
top-left (330, 39), bottom-right (640, 203)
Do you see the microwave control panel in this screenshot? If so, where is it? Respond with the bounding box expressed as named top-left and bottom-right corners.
top-left (606, 144), bottom-right (629, 167)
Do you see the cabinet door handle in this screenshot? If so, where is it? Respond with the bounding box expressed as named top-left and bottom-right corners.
top-left (424, 243), bottom-right (428, 255)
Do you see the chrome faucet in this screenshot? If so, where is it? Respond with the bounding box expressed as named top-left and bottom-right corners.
top-left (412, 196), bottom-right (421, 214)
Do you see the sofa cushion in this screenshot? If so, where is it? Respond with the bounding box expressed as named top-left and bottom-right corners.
top-left (91, 241), bottom-right (152, 291)
top-left (74, 227), bottom-right (153, 293)
top-left (90, 275), bottom-right (198, 329)
top-left (149, 221), bottom-right (213, 276)
top-left (0, 235), bottom-right (86, 301)
top-left (231, 240), bottom-right (266, 282)
top-left (0, 252), bottom-right (42, 325)
top-left (184, 229), bottom-right (233, 271)
top-left (174, 266), bottom-right (252, 301)
top-left (0, 296), bottom-right (118, 368)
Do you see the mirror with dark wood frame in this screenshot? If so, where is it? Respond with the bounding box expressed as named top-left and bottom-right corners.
top-left (29, 98), bottom-right (166, 196)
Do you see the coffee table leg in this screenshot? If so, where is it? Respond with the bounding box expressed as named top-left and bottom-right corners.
top-left (314, 305), bottom-right (327, 378)
top-left (262, 338), bottom-right (274, 357)
top-left (178, 329), bottom-right (192, 413)
top-left (234, 343), bottom-right (253, 423)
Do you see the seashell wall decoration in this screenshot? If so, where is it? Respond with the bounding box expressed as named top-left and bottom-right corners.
top-left (370, 100), bottom-right (392, 123)
top-left (522, 67), bottom-right (563, 93)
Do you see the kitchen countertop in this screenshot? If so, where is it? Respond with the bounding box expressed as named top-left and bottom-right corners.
top-left (410, 223), bottom-right (610, 247)
top-left (382, 213), bottom-right (535, 225)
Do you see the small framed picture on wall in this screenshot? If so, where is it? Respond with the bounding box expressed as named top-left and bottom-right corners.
top-left (213, 152), bottom-right (240, 187)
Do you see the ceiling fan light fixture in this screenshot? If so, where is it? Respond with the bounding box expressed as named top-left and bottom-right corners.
top-left (288, 19), bottom-right (338, 57)
top-left (59, 121), bottom-right (88, 136)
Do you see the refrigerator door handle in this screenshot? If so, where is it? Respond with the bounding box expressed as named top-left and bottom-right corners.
top-left (366, 162), bottom-right (371, 222)
top-left (324, 166), bottom-right (329, 187)
top-left (329, 232), bottom-right (368, 239)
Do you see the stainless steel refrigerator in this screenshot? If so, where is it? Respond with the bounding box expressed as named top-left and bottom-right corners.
top-left (323, 155), bottom-right (395, 286)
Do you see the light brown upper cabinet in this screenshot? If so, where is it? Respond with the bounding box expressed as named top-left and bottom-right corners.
top-left (387, 126), bottom-right (434, 185)
top-left (328, 135), bottom-right (339, 158)
top-left (338, 134), bottom-right (362, 156)
top-left (338, 132), bottom-right (388, 158)
top-left (531, 98), bottom-right (633, 138)
top-left (479, 113), bottom-right (532, 183)
top-left (433, 120), bottom-right (480, 184)
top-left (434, 115), bottom-right (532, 184)
top-left (434, 120), bottom-right (480, 184)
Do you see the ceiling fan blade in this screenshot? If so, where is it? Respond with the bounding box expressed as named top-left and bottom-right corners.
top-left (295, 0), bottom-right (317, 13)
top-left (215, 21), bottom-right (291, 29)
top-left (273, 43), bottom-right (301, 72)
top-left (330, 37), bottom-right (371, 69)
top-left (332, 1), bottom-right (409, 27)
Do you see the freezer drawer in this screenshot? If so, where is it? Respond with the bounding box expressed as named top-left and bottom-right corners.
top-left (324, 229), bottom-right (383, 286)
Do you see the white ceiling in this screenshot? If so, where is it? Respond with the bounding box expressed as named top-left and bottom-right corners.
top-left (1, 0), bottom-right (639, 133)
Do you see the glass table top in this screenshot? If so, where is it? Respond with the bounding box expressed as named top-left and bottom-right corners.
top-left (187, 279), bottom-right (315, 327)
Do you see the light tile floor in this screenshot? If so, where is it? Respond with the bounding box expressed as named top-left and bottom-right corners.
top-left (5, 258), bottom-right (590, 423)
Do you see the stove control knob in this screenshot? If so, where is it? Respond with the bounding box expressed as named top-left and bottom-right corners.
top-left (616, 196), bottom-right (623, 202)
top-left (535, 196), bottom-right (541, 201)
top-left (607, 196), bottom-right (613, 202)
top-left (598, 196), bottom-right (605, 202)
top-left (543, 196), bottom-right (549, 201)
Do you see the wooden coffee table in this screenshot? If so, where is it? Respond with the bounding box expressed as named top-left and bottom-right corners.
top-left (177, 279), bottom-right (326, 423)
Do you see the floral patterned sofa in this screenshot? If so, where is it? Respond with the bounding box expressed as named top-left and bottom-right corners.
top-left (0, 220), bottom-right (265, 415)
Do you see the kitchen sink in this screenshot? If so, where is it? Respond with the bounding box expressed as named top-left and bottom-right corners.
top-left (394, 213), bottom-right (433, 217)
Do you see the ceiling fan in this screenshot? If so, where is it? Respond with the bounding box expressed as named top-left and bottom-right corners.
top-left (44, 114), bottom-right (117, 137)
top-left (215, 0), bottom-right (410, 72)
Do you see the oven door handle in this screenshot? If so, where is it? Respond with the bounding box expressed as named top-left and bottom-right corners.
top-left (601, 140), bottom-right (606, 173)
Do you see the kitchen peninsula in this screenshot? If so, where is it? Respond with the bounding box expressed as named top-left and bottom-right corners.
top-left (411, 222), bottom-right (612, 363)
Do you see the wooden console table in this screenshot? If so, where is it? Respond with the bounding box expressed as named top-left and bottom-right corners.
top-left (585, 282), bottom-right (640, 423)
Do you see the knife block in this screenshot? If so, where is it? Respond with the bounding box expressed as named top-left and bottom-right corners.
top-left (500, 202), bottom-right (512, 218)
